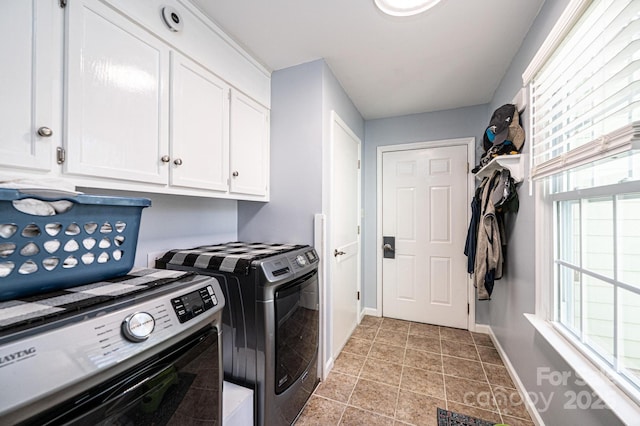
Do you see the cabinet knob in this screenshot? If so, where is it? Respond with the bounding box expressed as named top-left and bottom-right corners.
top-left (161, 155), bottom-right (170, 163)
top-left (232, 171), bottom-right (239, 177)
top-left (37, 127), bottom-right (53, 137)
top-left (173, 158), bottom-right (183, 166)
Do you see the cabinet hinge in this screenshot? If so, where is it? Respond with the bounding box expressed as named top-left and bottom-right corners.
top-left (468, 303), bottom-right (470, 315)
top-left (59, 0), bottom-right (67, 8)
top-left (357, 225), bottom-right (360, 235)
top-left (357, 159), bottom-right (360, 169)
top-left (357, 291), bottom-right (360, 301)
top-left (56, 147), bottom-right (66, 164)
top-left (467, 162), bottom-right (470, 173)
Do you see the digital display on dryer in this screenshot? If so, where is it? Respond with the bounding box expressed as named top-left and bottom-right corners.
top-left (171, 285), bottom-right (217, 323)
top-left (305, 250), bottom-right (318, 263)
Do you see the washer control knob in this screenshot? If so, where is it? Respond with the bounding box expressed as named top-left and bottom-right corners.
top-left (122, 312), bottom-right (155, 342)
top-left (295, 254), bottom-right (307, 267)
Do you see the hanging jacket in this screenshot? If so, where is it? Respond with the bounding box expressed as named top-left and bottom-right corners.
top-left (464, 185), bottom-right (483, 274)
top-left (473, 170), bottom-right (503, 300)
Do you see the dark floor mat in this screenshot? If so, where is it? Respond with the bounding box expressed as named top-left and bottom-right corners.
top-left (437, 407), bottom-right (496, 426)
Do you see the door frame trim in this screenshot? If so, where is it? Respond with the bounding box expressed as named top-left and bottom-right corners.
top-left (325, 110), bottom-right (362, 371)
top-left (375, 138), bottom-right (477, 330)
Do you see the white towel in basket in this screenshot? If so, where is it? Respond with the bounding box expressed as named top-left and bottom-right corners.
top-left (1, 177), bottom-right (80, 216)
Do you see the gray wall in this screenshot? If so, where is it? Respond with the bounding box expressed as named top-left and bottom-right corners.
top-left (237, 60), bottom-right (324, 244)
top-left (237, 59), bottom-right (364, 246)
top-left (321, 61), bottom-right (365, 147)
top-left (362, 106), bottom-right (488, 309)
top-left (79, 188), bottom-right (237, 266)
top-left (480, 0), bottom-right (622, 424)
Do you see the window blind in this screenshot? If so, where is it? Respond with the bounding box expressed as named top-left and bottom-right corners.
top-left (529, 0), bottom-right (640, 180)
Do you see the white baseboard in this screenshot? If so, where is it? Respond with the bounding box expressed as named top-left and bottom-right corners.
top-left (323, 357), bottom-right (334, 381)
top-left (473, 323), bottom-right (491, 334)
top-left (486, 326), bottom-right (545, 426)
top-left (362, 307), bottom-right (380, 318)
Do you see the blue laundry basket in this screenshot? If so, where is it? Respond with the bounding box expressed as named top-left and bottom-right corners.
top-left (0, 188), bottom-right (151, 301)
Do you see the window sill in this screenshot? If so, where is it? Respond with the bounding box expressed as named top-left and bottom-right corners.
top-left (524, 313), bottom-right (640, 423)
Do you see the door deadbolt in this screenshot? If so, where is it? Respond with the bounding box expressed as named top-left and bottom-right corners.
top-left (383, 236), bottom-right (395, 259)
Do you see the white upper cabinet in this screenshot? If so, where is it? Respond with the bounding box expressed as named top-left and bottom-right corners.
top-left (100, 0), bottom-right (271, 109)
top-left (170, 52), bottom-right (229, 192)
top-left (4, 0), bottom-right (270, 200)
top-left (0, 1), bottom-right (59, 172)
top-left (64, 0), bottom-right (170, 184)
top-left (229, 91), bottom-right (270, 197)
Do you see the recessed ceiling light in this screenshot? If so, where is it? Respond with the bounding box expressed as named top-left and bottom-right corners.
top-left (374, 0), bottom-right (442, 17)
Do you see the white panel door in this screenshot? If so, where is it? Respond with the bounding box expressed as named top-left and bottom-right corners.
top-left (382, 145), bottom-right (468, 329)
top-left (65, 0), bottom-right (169, 184)
top-left (0, 0), bottom-right (56, 171)
top-left (170, 52), bottom-right (229, 192)
top-left (229, 90), bottom-right (269, 197)
top-left (330, 113), bottom-right (361, 357)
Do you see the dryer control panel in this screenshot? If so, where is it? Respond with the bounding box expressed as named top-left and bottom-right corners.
top-left (290, 248), bottom-right (319, 271)
top-left (171, 285), bottom-right (219, 323)
top-left (261, 247), bottom-right (319, 283)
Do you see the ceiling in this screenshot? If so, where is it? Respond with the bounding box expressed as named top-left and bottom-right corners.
top-left (189, 0), bottom-right (545, 120)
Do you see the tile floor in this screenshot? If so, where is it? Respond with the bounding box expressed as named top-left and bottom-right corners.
top-left (295, 316), bottom-right (535, 426)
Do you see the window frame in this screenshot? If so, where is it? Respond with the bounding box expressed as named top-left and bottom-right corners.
top-left (550, 182), bottom-right (640, 367)
top-left (529, 178), bottom-right (640, 420)
top-left (523, 0), bottom-right (640, 421)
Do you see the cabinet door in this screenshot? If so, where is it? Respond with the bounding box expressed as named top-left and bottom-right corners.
top-left (171, 52), bottom-right (229, 192)
top-left (229, 91), bottom-right (270, 197)
top-left (65, 0), bottom-right (169, 184)
top-left (0, 1), bottom-right (57, 171)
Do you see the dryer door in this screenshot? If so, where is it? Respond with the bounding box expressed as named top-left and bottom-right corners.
top-left (274, 270), bottom-right (319, 394)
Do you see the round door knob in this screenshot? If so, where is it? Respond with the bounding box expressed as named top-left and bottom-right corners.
top-left (173, 158), bottom-right (183, 166)
top-left (37, 127), bottom-right (53, 137)
top-left (161, 155), bottom-right (170, 163)
top-left (122, 311), bottom-right (155, 342)
top-left (232, 171), bottom-right (239, 177)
